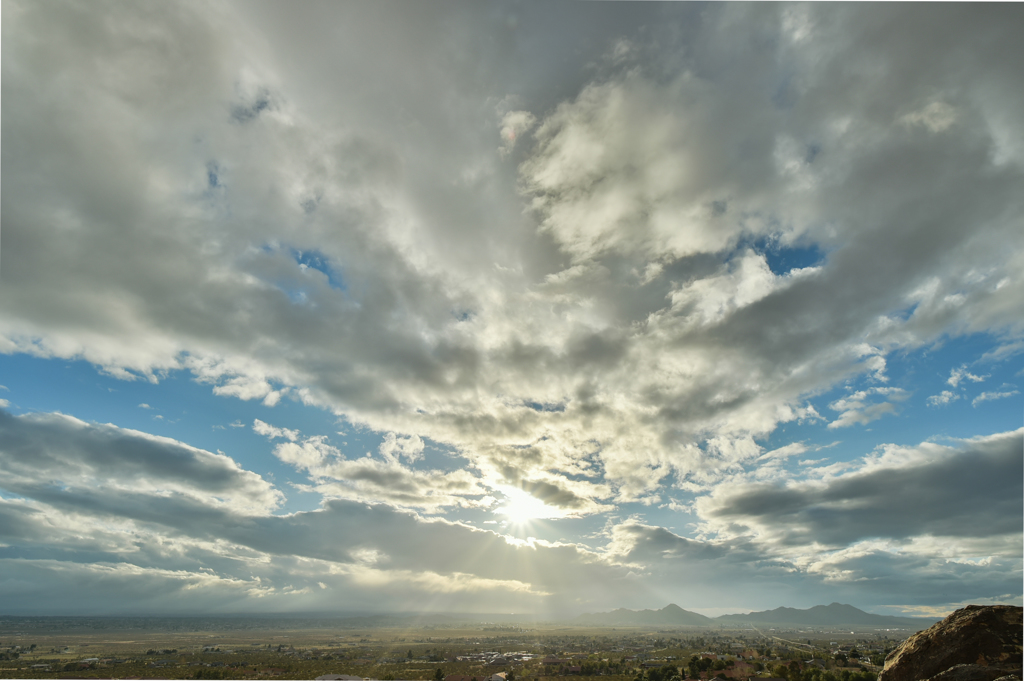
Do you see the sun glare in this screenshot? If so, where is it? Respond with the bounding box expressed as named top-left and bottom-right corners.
top-left (495, 488), bottom-right (560, 524)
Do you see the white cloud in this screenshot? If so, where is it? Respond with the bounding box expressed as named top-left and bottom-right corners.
top-left (271, 432), bottom-right (490, 511)
top-left (253, 418), bottom-right (300, 441)
top-left (927, 390), bottom-right (959, 407)
top-left (273, 438), bottom-right (334, 469)
top-left (948, 364), bottom-right (987, 387)
top-left (980, 340), bottom-right (1024, 363)
top-left (378, 432), bottom-right (425, 463)
top-left (827, 387), bottom-right (909, 429)
top-left (212, 376), bottom-right (280, 404)
top-left (972, 390), bottom-right (1019, 407)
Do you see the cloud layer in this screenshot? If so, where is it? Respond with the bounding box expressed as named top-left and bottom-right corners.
top-left (0, 409), bottom-right (1019, 615)
top-left (1, 1), bottom-right (1021, 615)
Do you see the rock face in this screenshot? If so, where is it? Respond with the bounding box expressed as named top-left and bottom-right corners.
top-left (879, 605), bottom-right (1022, 681)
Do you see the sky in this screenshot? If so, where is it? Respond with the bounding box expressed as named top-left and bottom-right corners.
top-left (1, 1), bottom-right (1022, 619)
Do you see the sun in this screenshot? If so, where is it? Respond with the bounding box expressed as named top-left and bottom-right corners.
top-left (494, 488), bottom-right (560, 524)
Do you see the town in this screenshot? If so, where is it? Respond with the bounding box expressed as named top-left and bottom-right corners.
top-left (0, 618), bottom-right (902, 680)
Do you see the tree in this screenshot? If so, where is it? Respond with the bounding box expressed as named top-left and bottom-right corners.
top-left (435, 669), bottom-right (444, 681)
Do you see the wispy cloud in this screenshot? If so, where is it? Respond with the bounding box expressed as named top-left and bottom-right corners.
top-left (927, 390), bottom-right (960, 407)
top-left (973, 390), bottom-right (1019, 407)
top-left (253, 419), bottom-right (300, 442)
top-left (828, 388), bottom-right (909, 429)
top-left (948, 365), bottom-right (987, 388)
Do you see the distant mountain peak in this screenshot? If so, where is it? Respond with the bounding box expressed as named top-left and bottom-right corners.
top-left (575, 604), bottom-right (712, 626)
top-left (716, 603), bottom-right (938, 627)
top-left (575, 603), bottom-right (937, 629)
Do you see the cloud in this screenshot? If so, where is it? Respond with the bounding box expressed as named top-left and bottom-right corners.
top-left (378, 431), bottom-right (425, 463)
top-left (927, 390), bottom-right (959, 407)
top-left (900, 101), bottom-right (958, 133)
top-left (253, 418), bottom-right (300, 441)
top-left (972, 390), bottom-right (1019, 407)
top-left (886, 594), bottom-right (1024, 619)
top-left (2, 0), bottom-right (1022, 513)
top-left (696, 429), bottom-right (1023, 549)
top-left (827, 387), bottom-right (909, 429)
top-left (0, 558), bottom-right (276, 615)
top-left (0, 407), bottom-right (1020, 615)
top-left (980, 341), bottom-right (1024, 363)
top-left (0, 484), bottom-right (635, 615)
top-left (595, 518), bottom-right (1020, 613)
top-left (759, 442), bottom-right (809, 461)
top-left (1, 2), bottom-right (1023, 614)
top-left (0, 407), bottom-right (638, 614)
top-left (270, 434), bottom-right (490, 511)
top-left (498, 110), bottom-right (536, 157)
top-left (948, 364), bottom-right (987, 388)
top-left (0, 409), bottom-right (283, 516)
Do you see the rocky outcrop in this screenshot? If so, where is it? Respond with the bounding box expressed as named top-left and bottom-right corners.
top-left (879, 605), bottom-right (1022, 681)
top-left (928, 665), bottom-right (1019, 681)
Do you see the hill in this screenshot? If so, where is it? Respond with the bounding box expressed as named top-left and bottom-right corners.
top-left (574, 602), bottom-right (938, 628)
top-left (715, 602), bottom-right (937, 628)
top-left (575, 604), bottom-right (713, 626)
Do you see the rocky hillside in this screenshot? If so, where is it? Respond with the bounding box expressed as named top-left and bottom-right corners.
top-left (878, 604), bottom-right (1022, 681)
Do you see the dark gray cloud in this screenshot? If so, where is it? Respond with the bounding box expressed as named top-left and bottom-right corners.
top-left (698, 430), bottom-right (1023, 547)
top-left (0, 410), bottom-right (281, 514)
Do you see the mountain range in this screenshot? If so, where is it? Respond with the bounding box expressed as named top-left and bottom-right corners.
top-left (576, 603), bottom-right (714, 627)
top-left (575, 602), bottom-right (938, 628)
